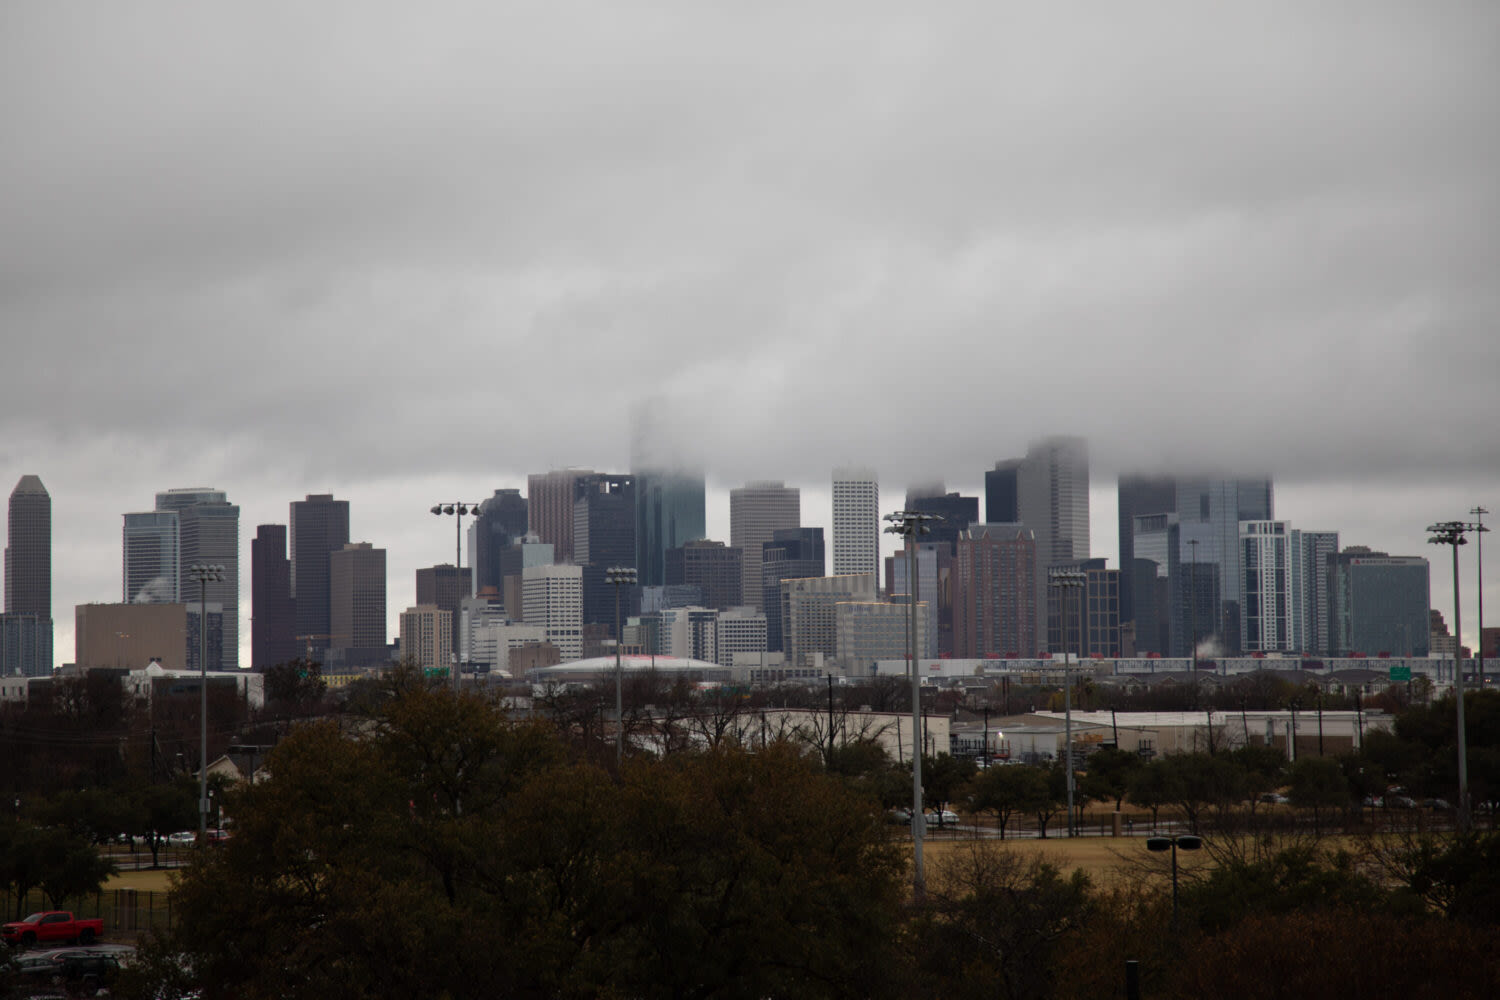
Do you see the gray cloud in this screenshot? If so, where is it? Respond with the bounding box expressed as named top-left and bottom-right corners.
top-left (3, 2), bottom-right (1496, 658)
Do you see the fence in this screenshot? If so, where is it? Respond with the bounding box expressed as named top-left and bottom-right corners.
top-left (5, 888), bottom-right (175, 940)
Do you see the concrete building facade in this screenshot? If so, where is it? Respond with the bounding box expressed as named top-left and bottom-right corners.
top-left (832, 468), bottom-right (880, 582)
top-left (331, 543), bottom-right (387, 649)
top-left (522, 563), bottom-right (583, 661)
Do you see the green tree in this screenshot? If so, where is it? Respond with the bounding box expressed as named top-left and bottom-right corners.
top-left (1288, 756), bottom-right (1351, 836)
top-left (922, 753), bottom-right (976, 825)
top-left (124, 678), bottom-right (907, 1000)
top-left (1079, 747), bottom-right (1141, 811)
top-left (968, 765), bottom-right (1049, 839)
top-left (1127, 759), bottom-right (1176, 831)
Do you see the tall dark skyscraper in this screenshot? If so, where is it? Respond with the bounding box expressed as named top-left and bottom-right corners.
top-left (2, 475), bottom-right (52, 677)
top-left (469, 489), bottom-right (528, 596)
top-left (761, 527), bottom-right (825, 652)
top-left (573, 473), bottom-right (637, 629)
top-left (984, 464), bottom-right (1020, 524)
top-left (906, 489), bottom-right (979, 554)
top-left (290, 494), bottom-right (350, 648)
top-left (251, 524), bottom-right (298, 668)
top-left (5, 475), bottom-right (50, 618)
top-left (1116, 474), bottom-right (1177, 629)
top-left (635, 471), bottom-right (706, 587)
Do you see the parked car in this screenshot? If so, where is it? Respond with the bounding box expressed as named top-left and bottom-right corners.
top-left (1259, 792), bottom-right (1290, 805)
top-left (0, 912), bottom-right (105, 949)
top-left (885, 808), bottom-right (912, 825)
top-left (167, 830), bottom-right (197, 845)
top-left (924, 809), bottom-right (960, 828)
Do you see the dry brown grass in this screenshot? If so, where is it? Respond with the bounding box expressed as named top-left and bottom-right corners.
top-left (913, 833), bottom-right (1214, 885)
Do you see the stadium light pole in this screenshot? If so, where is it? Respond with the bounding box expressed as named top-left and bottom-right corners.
top-left (885, 510), bottom-right (938, 900)
top-left (606, 566), bottom-right (638, 767)
top-left (1051, 569), bottom-right (1087, 837)
top-left (1428, 520), bottom-right (1477, 832)
top-left (1147, 834), bottom-right (1202, 931)
top-left (1472, 507), bottom-right (1489, 690)
top-left (430, 502), bottom-right (482, 692)
top-left (188, 562), bottom-right (224, 848)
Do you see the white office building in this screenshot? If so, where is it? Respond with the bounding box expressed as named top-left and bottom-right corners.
top-left (832, 468), bottom-right (880, 582)
top-left (522, 564), bottom-right (583, 662)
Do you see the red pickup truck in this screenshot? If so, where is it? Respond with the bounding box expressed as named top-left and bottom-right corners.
top-left (1, 911), bottom-right (105, 948)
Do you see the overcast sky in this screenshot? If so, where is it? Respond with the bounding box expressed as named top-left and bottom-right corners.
top-left (3, 2), bottom-right (1497, 665)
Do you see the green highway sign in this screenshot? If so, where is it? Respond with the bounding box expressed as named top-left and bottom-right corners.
top-left (1389, 666), bottom-right (1411, 682)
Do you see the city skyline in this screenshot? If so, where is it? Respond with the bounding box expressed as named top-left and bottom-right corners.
top-left (2, 5), bottom-right (1496, 667)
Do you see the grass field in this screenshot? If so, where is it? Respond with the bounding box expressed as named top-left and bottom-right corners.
top-left (104, 868), bottom-right (177, 894)
top-left (915, 832), bottom-right (1215, 886)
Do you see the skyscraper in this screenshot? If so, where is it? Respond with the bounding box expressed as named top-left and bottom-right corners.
top-left (469, 489), bottom-right (528, 596)
top-left (988, 437), bottom-right (1090, 651)
top-left (522, 564), bottom-right (583, 661)
top-left (730, 481), bottom-right (800, 611)
top-left (635, 470), bottom-right (706, 588)
top-left (666, 539), bottom-right (743, 611)
top-left (417, 564), bottom-right (472, 658)
top-left (290, 494), bottom-right (350, 649)
top-left (761, 527), bottom-right (825, 652)
top-left (1116, 474), bottom-right (1177, 629)
top-left (1301, 531), bottom-right (1340, 655)
top-left (831, 468), bottom-right (880, 582)
top-left (571, 473), bottom-right (636, 630)
top-left (331, 543), bottom-right (388, 650)
top-left (905, 489), bottom-right (979, 555)
top-left (1172, 477), bottom-right (1272, 654)
top-left (1329, 549), bottom-right (1430, 657)
top-left (251, 524), bottom-right (298, 668)
top-left (168, 489), bottom-right (240, 669)
top-left (953, 524), bottom-right (1037, 659)
top-left (5, 475), bottom-right (50, 619)
top-left (123, 511), bottom-right (179, 604)
top-left (1239, 522), bottom-right (1305, 654)
top-left (527, 469), bottom-right (594, 565)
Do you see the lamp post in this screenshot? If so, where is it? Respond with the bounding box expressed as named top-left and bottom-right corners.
top-left (605, 566), bottom-right (637, 767)
top-left (1428, 520), bottom-right (1480, 832)
top-left (187, 562), bottom-right (224, 847)
top-left (885, 510), bottom-right (938, 900)
top-left (1472, 507), bottom-right (1489, 689)
top-left (430, 502), bottom-right (482, 692)
top-left (1187, 538), bottom-right (1199, 703)
top-left (1051, 569), bottom-right (1087, 837)
top-left (1146, 834), bottom-right (1202, 930)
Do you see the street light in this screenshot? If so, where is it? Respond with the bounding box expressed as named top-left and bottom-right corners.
top-left (430, 502), bottom-right (482, 692)
top-left (1050, 569), bottom-right (1087, 837)
top-left (1146, 834), bottom-right (1202, 930)
top-left (605, 566), bottom-right (638, 766)
top-left (187, 562), bottom-right (224, 847)
top-left (885, 509), bottom-right (939, 901)
top-left (1428, 520), bottom-right (1482, 832)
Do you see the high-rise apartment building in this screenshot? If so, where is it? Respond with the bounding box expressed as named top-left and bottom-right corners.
top-left (635, 470), bottom-right (706, 587)
top-left (953, 524), bottom-right (1038, 659)
top-left (761, 528), bottom-right (825, 652)
top-left (522, 564), bottom-right (583, 661)
top-left (468, 489), bottom-right (528, 596)
top-left (832, 468), bottom-right (880, 582)
top-left (290, 494), bottom-right (350, 650)
top-left (399, 605), bottom-right (453, 672)
top-left (331, 543), bottom-right (387, 649)
top-left (5, 476), bottom-right (50, 619)
top-left (1239, 522), bottom-right (1304, 654)
top-left (1300, 531), bottom-right (1340, 655)
top-left (730, 481), bottom-right (800, 611)
top-left (251, 524), bottom-right (298, 668)
top-left (527, 470), bottom-right (594, 564)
